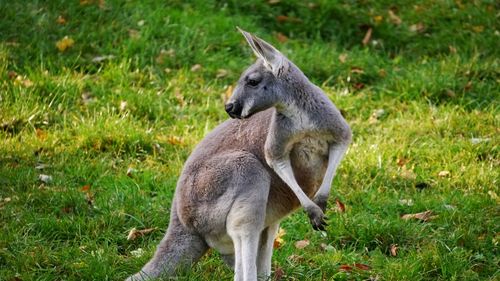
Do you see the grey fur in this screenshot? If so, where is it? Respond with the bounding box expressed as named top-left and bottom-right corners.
top-left (126, 28), bottom-right (351, 281)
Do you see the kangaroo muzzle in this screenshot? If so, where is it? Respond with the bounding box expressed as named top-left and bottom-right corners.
top-left (225, 101), bottom-right (243, 119)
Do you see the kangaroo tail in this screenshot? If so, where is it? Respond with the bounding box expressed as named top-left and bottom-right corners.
top-left (126, 207), bottom-right (208, 281)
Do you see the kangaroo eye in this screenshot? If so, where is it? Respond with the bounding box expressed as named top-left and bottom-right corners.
top-left (247, 79), bottom-right (260, 87)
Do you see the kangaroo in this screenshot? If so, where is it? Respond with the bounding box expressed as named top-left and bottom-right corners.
top-left (126, 28), bottom-right (351, 281)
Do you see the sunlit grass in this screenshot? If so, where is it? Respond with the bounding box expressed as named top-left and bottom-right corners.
top-left (0, 0), bottom-right (498, 280)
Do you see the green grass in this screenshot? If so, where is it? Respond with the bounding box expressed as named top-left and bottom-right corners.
top-left (0, 0), bottom-right (498, 280)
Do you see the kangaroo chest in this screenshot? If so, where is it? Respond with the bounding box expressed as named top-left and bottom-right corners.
top-left (289, 136), bottom-right (329, 196)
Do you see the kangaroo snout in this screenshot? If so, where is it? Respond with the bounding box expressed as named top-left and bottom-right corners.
top-left (225, 101), bottom-right (243, 119)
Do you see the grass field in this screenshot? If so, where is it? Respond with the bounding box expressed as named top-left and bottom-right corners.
top-left (0, 0), bottom-right (498, 280)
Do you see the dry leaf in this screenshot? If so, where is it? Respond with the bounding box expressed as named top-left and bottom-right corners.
top-left (216, 69), bottom-right (229, 78)
top-left (449, 45), bottom-right (457, 54)
top-left (472, 25), bottom-right (484, 33)
top-left (128, 29), bottom-right (140, 39)
top-left (373, 15), bottom-right (383, 24)
top-left (14, 75), bottom-right (34, 87)
top-left (339, 264), bottom-right (353, 271)
top-left (335, 198), bottom-right (345, 213)
top-left (438, 170), bottom-right (450, 177)
top-left (273, 227), bottom-right (286, 249)
top-left (127, 227), bottom-right (157, 241)
top-left (362, 27), bottom-right (372, 46)
top-left (119, 101), bottom-right (128, 111)
top-left (399, 199), bottom-right (414, 206)
top-left (275, 32), bottom-right (288, 43)
top-left (388, 10), bottom-right (402, 25)
top-left (396, 157), bottom-right (408, 167)
top-left (126, 167), bottom-right (137, 177)
top-left (190, 64), bottom-right (202, 72)
top-left (350, 67), bottom-right (364, 74)
top-left (130, 248), bottom-right (144, 257)
top-left (401, 210), bottom-right (434, 222)
top-left (410, 23), bottom-right (425, 33)
top-left (56, 15), bottom-right (67, 25)
top-left (369, 109), bottom-right (385, 124)
top-left (287, 254), bottom-right (304, 263)
top-left (56, 36), bottom-right (74, 52)
top-left (36, 128), bottom-right (47, 140)
top-left (166, 136), bottom-right (184, 146)
top-left (294, 239), bottom-right (310, 249)
top-left (338, 53), bottom-right (348, 63)
top-left (320, 243), bottom-right (335, 252)
top-left (354, 263), bottom-right (371, 270)
top-left (81, 184), bottom-right (91, 192)
top-left (268, 0), bottom-right (280, 4)
top-left (276, 15), bottom-right (289, 23)
top-left (390, 244), bottom-right (398, 256)
top-left (39, 174), bottom-right (52, 183)
top-left (274, 266), bottom-right (284, 281)
top-left (399, 166), bottom-right (416, 180)
top-left (378, 69), bottom-right (387, 77)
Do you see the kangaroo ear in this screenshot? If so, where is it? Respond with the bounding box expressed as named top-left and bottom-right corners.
top-left (237, 27), bottom-right (288, 76)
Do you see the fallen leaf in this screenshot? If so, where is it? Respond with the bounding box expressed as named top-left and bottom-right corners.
top-left (339, 264), bottom-right (353, 272)
top-left (273, 227), bottom-right (286, 249)
top-left (127, 227), bottom-right (157, 241)
top-left (39, 174), bottom-right (52, 183)
top-left (399, 199), bottom-right (414, 206)
top-left (294, 239), bottom-right (310, 249)
top-left (388, 10), bottom-right (402, 25)
top-left (449, 45), bottom-right (457, 54)
top-left (335, 198), bottom-right (345, 213)
top-left (399, 166), bottom-right (416, 180)
top-left (81, 184), bottom-right (91, 192)
top-left (137, 20), bottom-right (145, 27)
top-left (216, 69), bottom-right (229, 78)
top-left (81, 92), bottom-right (95, 105)
top-left (36, 128), bottom-right (47, 140)
top-left (190, 64), bottom-right (202, 72)
top-left (320, 243), bottom-right (335, 252)
top-left (268, 0), bottom-right (280, 4)
top-left (464, 81), bottom-right (472, 91)
top-left (128, 29), bottom-right (140, 39)
top-left (273, 266), bottom-right (284, 281)
top-left (14, 75), bottom-right (34, 87)
top-left (275, 32), bottom-right (288, 43)
top-left (472, 25), bottom-right (484, 33)
top-left (338, 53), bottom-right (348, 63)
top-left (378, 69), bottom-right (387, 77)
top-left (119, 100), bottom-right (128, 111)
top-left (373, 15), bottom-right (383, 24)
top-left (8, 71), bottom-right (17, 80)
top-left (354, 263), bottom-right (371, 270)
top-left (166, 136), bottom-right (184, 146)
top-left (4, 197), bottom-right (11, 202)
top-left (55, 36), bottom-right (75, 52)
top-left (390, 244), bottom-right (398, 256)
top-left (396, 157), bottom-right (408, 167)
top-left (287, 254), bottom-right (304, 263)
top-left (362, 27), bottom-right (372, 46)
top-left (470, 138), bottom-right (490, 144)
top-left (92, 55), bottom-right (115, 63)
top-left (130, 248), bottom-right (144, 257)
top-left (350, 67), bottom-right (364, 74)
top-left (126, 167), bottom-right (137, 177)
top-left (438, 170), bottom-right (450, 177)
top-left (369, 109), bottom-right (385, 124)
top-left (56, 15), bottom-right (67, 25)
top-left (276, 15), bottom-right (289, 23)
top-left (410, 23), bottom-right (425, 33)
top-left (401, 210), bottom-right (434, 222)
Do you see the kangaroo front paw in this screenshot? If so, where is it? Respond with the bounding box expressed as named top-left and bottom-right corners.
top-left (305, 205), bottom-right (328, 231)
top-left (313, 195), bottom-right (328, 213)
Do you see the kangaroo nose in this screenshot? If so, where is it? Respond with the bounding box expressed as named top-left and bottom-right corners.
top-left (225, 103), bottom-right (234, 114)
top-left (225, 102), bottom-right (243, 119)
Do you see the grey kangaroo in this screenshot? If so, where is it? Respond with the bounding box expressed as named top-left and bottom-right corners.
top-left (127, 28), bottom-right (351, 281)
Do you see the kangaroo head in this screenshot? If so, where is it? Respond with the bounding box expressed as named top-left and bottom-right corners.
top-left (225, 28), bottom-right (291, 119)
